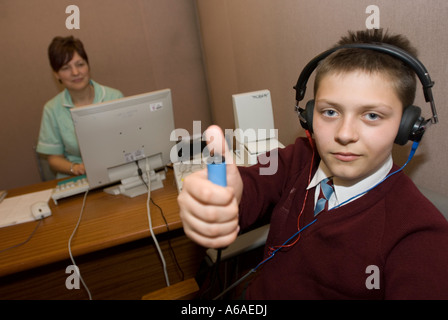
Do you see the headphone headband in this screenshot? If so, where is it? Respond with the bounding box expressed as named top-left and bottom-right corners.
top-left (294, 43), bottom-right (438, 124)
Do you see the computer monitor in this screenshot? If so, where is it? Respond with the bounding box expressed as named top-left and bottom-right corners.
top-left (70, 88), bottom-right (176, 197)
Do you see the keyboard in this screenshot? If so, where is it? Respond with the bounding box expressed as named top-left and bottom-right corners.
top-left (173, 161), bottom-right (206, 193)
top-left (51, 175), bottom-right (90, 205)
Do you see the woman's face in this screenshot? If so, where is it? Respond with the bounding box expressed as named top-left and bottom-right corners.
top-left (54, 51), bottom-right (90, 92)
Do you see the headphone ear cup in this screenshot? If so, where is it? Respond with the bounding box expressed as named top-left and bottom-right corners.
top-left (299, 100), bottom-right (315, 133)
top-left (395, 105), bottom-right (422, 145)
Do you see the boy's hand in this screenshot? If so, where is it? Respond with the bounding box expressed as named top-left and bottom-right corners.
top-left (178, 125), bottom-right (243, 249)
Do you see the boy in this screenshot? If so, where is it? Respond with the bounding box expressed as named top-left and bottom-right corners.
top-left (178, 29), bottom-right (448, 299)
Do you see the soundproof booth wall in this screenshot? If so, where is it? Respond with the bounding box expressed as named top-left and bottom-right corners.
top-left (0, 0), bottom-right (211, 189)
top-left (1, 0), bottom-right (447, 199)
top-left (195, 0), bottom-right (448, 197)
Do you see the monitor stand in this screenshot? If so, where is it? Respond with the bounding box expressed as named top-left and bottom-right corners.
top-left (103, 170), bottom-right (166, 198)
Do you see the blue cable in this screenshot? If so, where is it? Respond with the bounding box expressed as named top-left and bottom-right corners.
top-left (253, 218), bottom-right (318, 271)
top-left (213, 218), bottom-right (318, 300)
top-left (252, 141), bottom-right (420, 272)
top-left (213, 140), bottom-right (420, 300)
top-left (253, 141), bottom-right (420, 270)
top-left (331, 141), bottom-right (420, 211)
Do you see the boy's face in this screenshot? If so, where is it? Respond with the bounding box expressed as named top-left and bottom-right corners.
top-left (313, 71), bottom-right (403, 185)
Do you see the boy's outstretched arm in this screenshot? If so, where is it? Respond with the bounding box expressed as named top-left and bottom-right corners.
top-left (177, 125), bottom-right (243, 248)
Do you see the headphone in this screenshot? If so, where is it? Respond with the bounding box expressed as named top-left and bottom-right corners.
top-left (294, 43), bottom-right (438, 145)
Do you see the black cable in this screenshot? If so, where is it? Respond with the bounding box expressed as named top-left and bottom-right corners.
top-left (213, 267), bottom-right (256, 300)
top-left (135, 161), bottom-right (185, 281)
top-left (150, 197), bottom-right (185, 281)
top-left (199, 247), bottom-right (225, 299)
top-left (0, 218), bottom-right (43, 253)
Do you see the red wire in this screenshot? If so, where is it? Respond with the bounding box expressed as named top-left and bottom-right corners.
top-left (267, 130), bottom-right (316, 254)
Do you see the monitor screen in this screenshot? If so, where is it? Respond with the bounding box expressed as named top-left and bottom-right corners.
top-left (70, 89), bottom-right (176, 194)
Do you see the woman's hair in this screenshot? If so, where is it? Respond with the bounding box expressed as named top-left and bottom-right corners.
top-left (48, 36), bottom-right (89, 72)
top-left (314, 29), bottom-right (418, 108)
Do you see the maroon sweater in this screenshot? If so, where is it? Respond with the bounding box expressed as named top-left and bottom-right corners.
top-left (238, 137), bottom-right (448, 299)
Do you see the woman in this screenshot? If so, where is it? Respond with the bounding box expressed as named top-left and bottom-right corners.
top-left (37, 36), bottom-right (123, 178)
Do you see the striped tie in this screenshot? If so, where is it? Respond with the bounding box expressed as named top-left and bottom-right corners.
top-left (314, 177), bottom-right (334, 217)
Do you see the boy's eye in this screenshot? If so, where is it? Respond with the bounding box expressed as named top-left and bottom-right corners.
top-left (323, 109), bottom-right (338, 117)
top-left (365, 113), bottom-right (380, 121)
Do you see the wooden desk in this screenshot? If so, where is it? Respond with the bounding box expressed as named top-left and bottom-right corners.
top-left (0, 169), bottom-right (205, 299)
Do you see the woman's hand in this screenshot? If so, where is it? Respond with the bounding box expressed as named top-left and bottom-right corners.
top-left (47, 154), bottom-right (85, 176)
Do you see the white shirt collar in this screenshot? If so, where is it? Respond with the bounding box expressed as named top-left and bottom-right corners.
top-left (307, 155), bottom-right (393, 209)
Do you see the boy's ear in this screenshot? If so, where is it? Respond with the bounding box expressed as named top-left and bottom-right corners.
top-left (299, 100), bottom-right (315, 133)
top-left (395, 105), bottom-right (423, 145)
